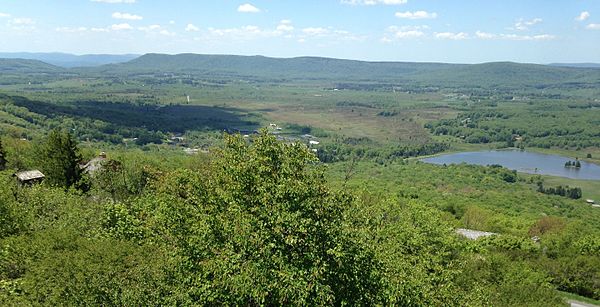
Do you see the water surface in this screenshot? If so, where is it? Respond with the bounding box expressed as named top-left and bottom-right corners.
top-left (422, 150), bottom-right (600, 180)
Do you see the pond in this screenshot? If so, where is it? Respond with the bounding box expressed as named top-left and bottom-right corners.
top-left (421, 150), bottom-right (600, 180)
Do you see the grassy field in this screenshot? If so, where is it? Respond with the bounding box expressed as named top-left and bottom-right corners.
top-left (560, 291), bottom-right (600, 306)
top-left (519, 173), bottom-right (600, 203)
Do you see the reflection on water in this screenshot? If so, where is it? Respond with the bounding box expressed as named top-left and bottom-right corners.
top-left (422, 150), bottom-right (600, 180)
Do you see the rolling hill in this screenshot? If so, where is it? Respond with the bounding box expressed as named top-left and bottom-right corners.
top-left (94, 53), bottom-right (600, 89)
top-left (0, 52), bottom-right (139, 68)
top-left (2, 53), bottom-right (600, 90)
top-left (0, 58), bottom-right (63, 73)
top-left (90, 53), bottom-right (457, 81)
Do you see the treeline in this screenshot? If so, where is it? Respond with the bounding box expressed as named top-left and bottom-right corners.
top-left (565, 160), bottom-right (581, 168)
top-left (0, 94), bottom-right (258, 145)
top-left (317, 139), bottom-right (449, 163)
top-left (536, 183), bottom-right (583, 199)
top-left (426, 104), bottom-right (600, 149)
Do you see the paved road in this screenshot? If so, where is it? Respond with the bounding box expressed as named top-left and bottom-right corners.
top-left (568, 300), bottom-right (599, 307)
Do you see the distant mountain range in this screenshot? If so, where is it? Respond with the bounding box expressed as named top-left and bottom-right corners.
top-left (100, 53), bottom-right (600, 88)
top-left (0, 52), bottom-right (139, 68)
top-left (549, 63), bottom-right (600, 69)
top-left (1, 53), bottom-right (599, 89)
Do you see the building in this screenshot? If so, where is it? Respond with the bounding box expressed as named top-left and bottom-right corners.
top-left (586, 199), bottom-right (596, 204)
top-left (14, 170), bottom-right (45, 185)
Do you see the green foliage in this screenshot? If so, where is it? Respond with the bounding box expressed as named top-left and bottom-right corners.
top-left (38, 129), bottom-right (84, 189)
top-left (355, 199), bottom-right (466, 305)
top-left (541, 255), bottom-right (600, 300)
top-left (0, 140), bottom-right (7, 171)
top-left (458, 253), bottom-right (565, 307)
top-left (0, 172), bottom-right (22, 238)
top-left (92, 158), bottom-right (155, 202)
top-left (1, 230), bottom-right (178, 306)
top-left (537, 183), bottom-right (582, 199)
top-left (528, 216), bottom-right (567, 237)
top-left (427, 103), bottom-right (600, 149)
top-left (103, 131), bottom-right (384, 305)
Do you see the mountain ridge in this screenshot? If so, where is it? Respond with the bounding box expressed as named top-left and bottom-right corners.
top-left (0, 52), bottom-right (139, 68)
top-left (1, 53), bottom-right (599, 89)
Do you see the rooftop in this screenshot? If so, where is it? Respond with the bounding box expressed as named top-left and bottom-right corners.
top-left (14, 170), bottom-right (45, 181)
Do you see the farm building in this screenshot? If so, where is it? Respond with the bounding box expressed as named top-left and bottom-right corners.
top-left (14, 170), bottom-right (45, 185)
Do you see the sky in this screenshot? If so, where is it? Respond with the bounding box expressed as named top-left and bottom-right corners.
top-left (0, 0), bottom-right (599, 63)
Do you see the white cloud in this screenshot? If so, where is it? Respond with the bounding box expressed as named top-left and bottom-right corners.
top-left (513, 18), bottom-right (542, 31)
top-left (10, 18), bottom-right (35, 25)
top-left (395, 11), bottom-right (437, 19)
top-left (112, 12), bottom-right (143, 20)
top-left (394, 30), bottom-right (424, 38)
top-left (237, 3), bottom-right (261, 13)
top-left (185, 24), bottom-right (200, 32)
top-left (277, 24), bottom-right (294, 32)
top-left (110, 23), bottom-right (133, 30)
top-left (296, 26), bottom-right (364, 42)
top-left (91, 0), bottom-right (136, 3)
top-left (138, 24), bottom-right (161, 31)
top-left (206, 25), bottom-right (280, 40)
top-left (341, 0), bottom-right (407, 5)
top-left (138, 24), bottom-right (174, 35)
top-left (169, 20), bottom-right (175, 25)
top-left (0, 12), bottom-right (10, 18)
top-left (302, 27), bottom-right (329, 36)
top-left (159, 29), bottom-right (175, 36)
top-left (576, 11), bottom-right (590, 21)
top-left (586, 23), bottom-right (600, 30)
top-left (392, 25), bottom-right (430, 31)
top-left (277, 20), bottom-right (294, 32)
top-left (475, 31), bottom-right (496, 39)
top-left (55, 26), bottom-right (88, 33)
top-left (435, 32), bottom-right (468, 40)
top-left (7, 17), bottom-right (36, 31)
top-left (476, 30), bottom-right (555, 41)
top-left (381, 25), bottom-right (427, 42)
top-left (91, 27), bottom-right (109, 32)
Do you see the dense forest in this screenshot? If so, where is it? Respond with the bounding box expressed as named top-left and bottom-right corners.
top-left (0, 130), bottom-right (598, 305)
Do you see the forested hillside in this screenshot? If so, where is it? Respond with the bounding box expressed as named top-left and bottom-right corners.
top-left (0, 52), bottom-right (599, 305)
top-left (2, 131), bottom-right (597, 305)
top-left (86, 54), bottom-right (600, 90)
top-left (0, 53), bottom-right (139, 68)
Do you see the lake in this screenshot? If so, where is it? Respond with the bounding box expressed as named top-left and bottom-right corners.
top-left (422, 150), bottom-right (600, 180)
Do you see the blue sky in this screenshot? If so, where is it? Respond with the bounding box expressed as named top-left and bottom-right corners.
top-left (0, 0), bottom-right (599, 63)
